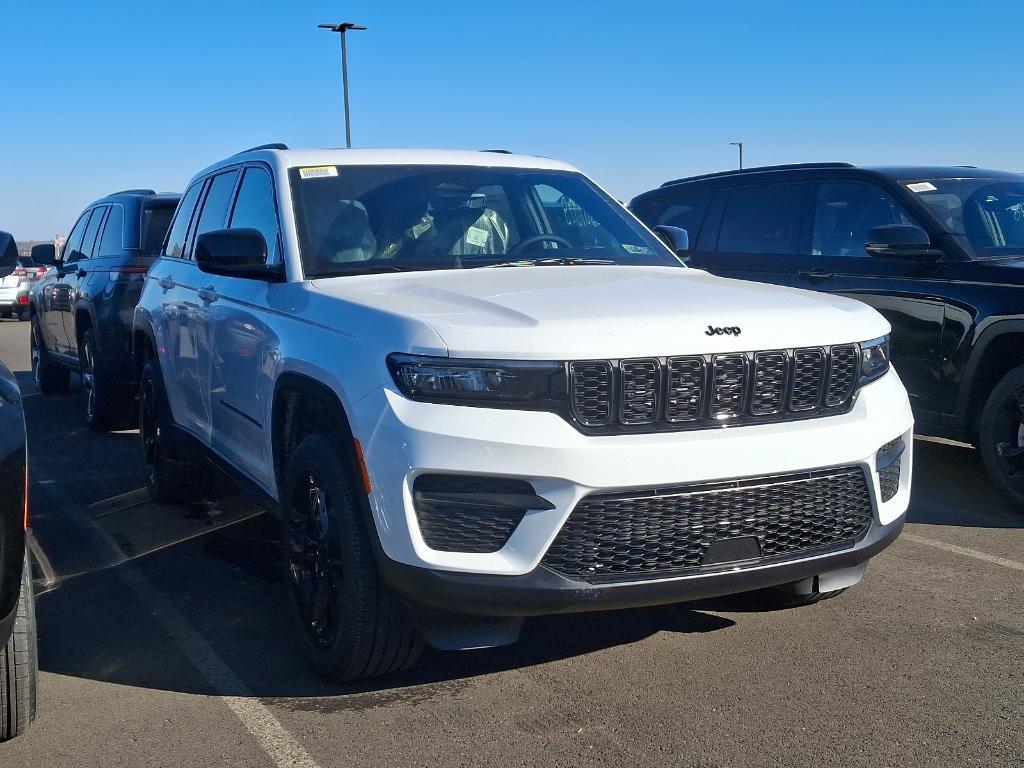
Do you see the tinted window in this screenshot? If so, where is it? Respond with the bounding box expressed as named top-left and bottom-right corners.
top-left (229, 167), bottom-right (279, 260)
top-left (97, 204), bottom-right (125, 256)
top-left (636, 192), bottom-right (711, 242)
top-left (164, 182), bottom-right (204, 258)
top-left (63, 212), bottom-right (92, 262)
top-left (718, 185), bottom-right (803, 255)
top-left (812, 182), bottom-right (917, 258)
top-left (140, 201), bottom-right (177, 254)
top-left (191, 171), bottom-right (240, 258)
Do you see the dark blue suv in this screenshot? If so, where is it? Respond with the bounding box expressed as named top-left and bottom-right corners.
top-left (30, 189), bottom-right (179, 430)
top-left (631, 163), bottom-right (1024, 508)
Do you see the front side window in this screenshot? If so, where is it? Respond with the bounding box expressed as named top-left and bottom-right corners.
top-left (811, 182), bottom-right (918, 258)
top-left (164, 182), bottom-right (204, 258)
top-left (288, 165), bottom-right (680, 277)
top-left (634, 192), bottom-right (712, 242)
top-left (76, 206), bottom-right (107, 261)
top-left (904, 177), bottom-right (1024, 258)
top-left (229, 167), bottom-right (279, 260)
top-left (62, 211), bottom-right (92, 262)
top-left (189, 170), bottom-right (240, 258)
top-left (717, 184), bottom-right (802, 255)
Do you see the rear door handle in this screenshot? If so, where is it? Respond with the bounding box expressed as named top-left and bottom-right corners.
top-left (798, 268), bottom-right (835, 281)
top-left (76, 268), bottom-right (87, 278)
top-left (158, 276), bottom-right (175, 291)
top-left (198, 287), bottom-right (219, 303)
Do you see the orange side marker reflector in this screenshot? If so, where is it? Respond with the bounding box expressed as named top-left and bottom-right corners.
top-left (353, 439), bottom-right (372, 495)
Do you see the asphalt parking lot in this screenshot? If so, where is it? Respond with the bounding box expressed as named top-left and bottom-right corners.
top-left (0, 318), bottom-right (1020, 768)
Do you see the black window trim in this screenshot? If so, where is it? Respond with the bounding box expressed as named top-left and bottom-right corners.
top-left (162, 178), bottom-right (208, 259)
top-left (226, 160), bottom-right (285, 270)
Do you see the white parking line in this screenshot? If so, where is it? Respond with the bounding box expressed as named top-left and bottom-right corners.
top-left (903, 532), bottom-right (1024, 572)
top-left (116, 565), bottom-right (323, 768)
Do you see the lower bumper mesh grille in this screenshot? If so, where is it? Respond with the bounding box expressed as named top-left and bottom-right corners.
top-left (542, 467), bottom-right (873, 581)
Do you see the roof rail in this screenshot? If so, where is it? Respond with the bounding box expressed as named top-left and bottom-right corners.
top-left (111, 188), bottom-right (156, 196)
top-left (481, 149), bottom-right (512, 154)
top-left (236, 142), bottom-right (289, 155)
top-left (659, 162), bottom-right (855, 188)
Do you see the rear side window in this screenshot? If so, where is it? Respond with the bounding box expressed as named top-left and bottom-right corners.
top-left (634, 192), bottom-right (711, 242)
top-left (79, 206), bottom-right (108, 260)
top-left (189, 170), bottom-right (240, 258)
top-left (98, 204), bottom-right (125, 256)
top-left (164, 182), bottom-right (204, 258)
top-left (140, 201), bottom-right (176, 254)
top-left (229, 167), bottom-right (279, 260)
top-left (717, 185), bottom-right (803, 255)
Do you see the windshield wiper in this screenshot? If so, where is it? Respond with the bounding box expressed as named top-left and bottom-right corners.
top-left (482, 257), bottom-right (617, 268)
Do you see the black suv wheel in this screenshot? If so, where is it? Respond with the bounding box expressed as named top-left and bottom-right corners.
top-left (0, 555), bottom-right (38, 742)
top-left (979, 363), bottom-right (1024, 508)
top-left (30, 316), bottom-right (70, 395)
top-left (282, 432), bottom-right (422, 680)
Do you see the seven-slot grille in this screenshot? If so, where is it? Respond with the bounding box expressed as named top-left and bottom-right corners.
top-left (541, 466), bottom-right (873, 581)
top-left (568, 344), bottom-right (860, 433)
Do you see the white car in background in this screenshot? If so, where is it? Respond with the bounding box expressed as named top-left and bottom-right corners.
top-left (133, 146), bottom-right (914, 681)
top-left (0, 239), bottom-right (48, 321)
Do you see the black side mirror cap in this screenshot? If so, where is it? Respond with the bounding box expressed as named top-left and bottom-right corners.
top-left (865, 224), bottom-right (943, 260)
top-left (30, 243), bottom-right (56, 266)
top-left (653, 225), bottom-right (691, 259)
top-left (0, 231), bottom-right (18, 277)
top-left (195, 228), bottom-right (284, 281)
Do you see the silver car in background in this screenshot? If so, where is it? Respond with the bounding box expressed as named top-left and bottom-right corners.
top-left (0, 236), bottom-right (48, 322)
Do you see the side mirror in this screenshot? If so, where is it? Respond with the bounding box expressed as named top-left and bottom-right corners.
top-left (653, 225), bottom-right (691, 259)
top-left (195, 228), bottom-right (284, 281)
top-left (0, 231), bottom-right (18, 278)
top-left (30, 243), bottom-right (56, 266)
top-left (865, 225), bottom-right (942, 260)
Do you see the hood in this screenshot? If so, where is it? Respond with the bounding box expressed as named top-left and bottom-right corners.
top-left (311, 266), bottom-right (889, 359)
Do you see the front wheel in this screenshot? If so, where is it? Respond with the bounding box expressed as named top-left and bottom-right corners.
top-left (30, 316), bottom-right (70, 394)
top-left (978, 363), bottom-right (1024, 508)
top-left (281, 433), bottom-right (422, 680)
top-left (0, 555), bottom-right (38, 742)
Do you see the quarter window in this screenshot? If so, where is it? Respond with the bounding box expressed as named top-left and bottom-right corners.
top-left (811, 182), bottom-right (917, 258)
top-left (98, 204), bottom-right (125, 256)
top-left (718, 185), bottom-right (803, 255)
top-left (229, 167), bottom-right (279, 260)
top-left (165, 181), bottom-right (204, 258)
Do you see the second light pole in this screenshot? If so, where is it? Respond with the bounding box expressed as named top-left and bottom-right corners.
top-left (730, 141), bottom-right (744, 170)
top-left (319, 21), bottom-right (367, 148)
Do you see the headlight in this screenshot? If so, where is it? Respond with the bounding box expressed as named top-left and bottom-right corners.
top-left (387, 353), bottom-right (561, 403)
top-left (859, 335), bottom-right (890, 384)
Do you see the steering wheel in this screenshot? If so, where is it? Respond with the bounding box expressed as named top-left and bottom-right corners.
top-left (510, 234), bottom-right (573, 254)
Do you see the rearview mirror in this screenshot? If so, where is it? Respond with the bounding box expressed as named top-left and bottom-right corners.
top-left (653, 225), bottom-right (691, 259)
top-left (195, 229), bottom-right (284, 281)
top-left (865, 225), bottom-right (942, 260)
top-left (30, 243), bottom-right (56, 266)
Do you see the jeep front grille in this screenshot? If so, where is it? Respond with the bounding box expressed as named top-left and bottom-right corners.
top-left (542, 466), bottom-right (873, 581)
top-left (567, 344), bottom-right (860, 434)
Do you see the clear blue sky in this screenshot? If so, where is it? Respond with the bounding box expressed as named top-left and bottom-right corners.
top-left (1, 0), bottom-right (1019, 240)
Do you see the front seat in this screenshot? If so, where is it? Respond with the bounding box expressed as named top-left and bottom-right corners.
top-left (317, 201), bottom-right (378, 265)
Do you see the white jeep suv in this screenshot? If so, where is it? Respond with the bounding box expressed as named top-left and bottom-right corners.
top-left (133, 145), bottom-right (913, 680)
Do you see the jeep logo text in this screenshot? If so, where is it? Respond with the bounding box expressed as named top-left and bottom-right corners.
top-left (705, 325), bottom-right (742, 336)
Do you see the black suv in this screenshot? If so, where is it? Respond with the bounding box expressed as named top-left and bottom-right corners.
top-left (631, 163), bottom-right (1024, 506)
top-left (30, 189), bottom-right (179, 430)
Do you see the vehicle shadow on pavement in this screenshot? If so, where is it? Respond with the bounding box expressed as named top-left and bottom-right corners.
top-left (908, 438), bottom-right (1023, 529)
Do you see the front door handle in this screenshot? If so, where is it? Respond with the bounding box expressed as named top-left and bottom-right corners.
top-left (798, 268), bottom-right (835, 281)
top-left (158, 276), bottom-right (175, 291)
top-left (198, 287), bottom-right (219, 303)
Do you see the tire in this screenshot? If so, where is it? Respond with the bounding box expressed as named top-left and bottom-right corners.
top-left (1, 555), bottom-right (38, 742)
top-left (80, 329), bottom-right (129, 432)
top-left (281, 432), bottom-right (422, 680)
top-left (30, 316), bottom-right (70, 395)
top-left (978, 362), bottom-right (1024, 508)
top-left (17, 310), bottom-right (28, 322)
top-left (139, 358), bottom-right (210, 505)
top-left (0, 310), bottom-right (11, 320)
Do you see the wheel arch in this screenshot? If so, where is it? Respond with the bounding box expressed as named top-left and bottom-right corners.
top-left (958, 320), bottom-right (1024, 439)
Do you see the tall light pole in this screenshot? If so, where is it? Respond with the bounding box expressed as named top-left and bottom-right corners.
top-left (319, 21), bottom-right (367, 148)
top-left (730, 141), bottom-right (744, 170)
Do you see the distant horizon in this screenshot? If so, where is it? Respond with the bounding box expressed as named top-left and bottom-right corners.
top-left (3, 0), bottom-right (1021, 240)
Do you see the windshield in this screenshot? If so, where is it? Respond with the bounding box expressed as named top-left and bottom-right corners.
top-left (904, 177), bottom-right (1024, 258)
top-left (288, 165), bottom-right (681, 277)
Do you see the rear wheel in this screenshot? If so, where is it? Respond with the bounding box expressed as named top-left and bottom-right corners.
top-left (30, 316), bottom-right (70, 394)
top-left (17, 309), bottom-right (28, 322)
top-left (282, 433), bottom-right (422, 680)
top-left (139, 359), bottom-right (210, 504)
top-left (0, 555), bottom-right (38, 742)
top-left (979, 363), bottom-right (1024, 508)
top-left (0, 310), bottom-right (11, 320)
top-left (80, 329), bottom-right (129, 431)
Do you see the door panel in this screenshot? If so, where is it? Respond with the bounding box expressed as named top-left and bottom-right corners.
top-left (61, 205), bottom-right (107, 358)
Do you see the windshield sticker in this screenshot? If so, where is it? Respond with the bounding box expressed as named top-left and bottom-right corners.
top-left (906, 181), bottom-right (937, 193)
top-left (464, 226), bottom-right (489, 248)
top-left (299, 166), bottom-right (339, 179)
top-left (622, 244), bottom-right (654, 255)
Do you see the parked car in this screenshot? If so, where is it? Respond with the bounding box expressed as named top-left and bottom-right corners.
top-left (630, 163), bottom-right (1024, 508)
top-left (0, 233), bottom-right (45, 322)
top-left (134, 146), bottom-right (913, 680)
top-left (30, 189), bottom-right (180, 430)
top-left (0, 348), bottom-right (37, 737)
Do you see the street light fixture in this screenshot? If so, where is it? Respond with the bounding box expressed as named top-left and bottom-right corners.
top-left (319, 21), bottom-right (368, 148)
top-left (730, 141), bottom-right (744, 170)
